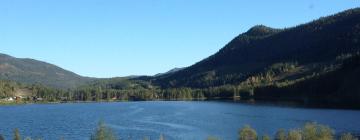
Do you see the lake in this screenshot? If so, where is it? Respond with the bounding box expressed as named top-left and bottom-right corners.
top-left (0, 101), bottom-right (360, 140)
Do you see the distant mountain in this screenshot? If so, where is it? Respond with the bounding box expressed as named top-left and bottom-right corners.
top-left (0, 53), bottom-right (92, 89)
top-left (152, 8), bottom-right (360, 88)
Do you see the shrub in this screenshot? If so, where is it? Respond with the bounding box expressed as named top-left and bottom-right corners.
top-left (90, 121), bottom-right (118, 140)
top-left (239, 125), bottom-right (257, 140)
top-left (14, 128), bottom-right (21, 140)
top-left (340, 133), bottom-right (358, 140)
top-left (318, 125), bottom-right (334, 140)
top-left (275, 129), bottom-right (287, 140)
top-left (302, 122), bottom-right (334, 140)
top-left (261, 134), bottom-right (271, 140)
top-left (288, 129), bottom-right (302, 140)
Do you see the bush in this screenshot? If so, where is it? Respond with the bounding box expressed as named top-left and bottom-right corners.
top-left (14, 128), bottom-right (21, 140)
top-left (275, 129), bottom-right (287, 140)
top-left (261, 135), bottom-right (271, 140)
top-left (340, 133), bottom-right (358, 140)
top-left (302, 122), bottom-right (334, 140)
top-left (90, 121), bottom-right (118, 140)
top-left (288, 129), bottom-right (302, 140)
top-left (273, 123), bottom-right (335, 140)
top-left (318, 125), bottom-right (334, 140)
top-left (239, 125), bottom-right (257, 140)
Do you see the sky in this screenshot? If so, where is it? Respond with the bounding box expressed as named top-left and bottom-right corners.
top-left (0, 0), bottom-right (359, 78)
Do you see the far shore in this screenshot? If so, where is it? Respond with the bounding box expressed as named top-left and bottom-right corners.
top-left (2, 98), bottom-right (360, 111)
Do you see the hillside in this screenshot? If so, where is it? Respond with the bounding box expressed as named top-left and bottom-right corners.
top-left (0, 53), bottom-right (92, 89)
top-left (154, 67), bottom-right (185, 76)
top-left (253, 54), bottom-right (360, 108)
top-left (151, 8), bottom-right (360, 89)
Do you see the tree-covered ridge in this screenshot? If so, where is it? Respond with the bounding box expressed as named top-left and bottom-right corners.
top-left (151, 8), bottom-right (360, 88)
top-left (253, 53), bottom-right (360, 108)
top-left (0, 53), bottom-right (93, 89)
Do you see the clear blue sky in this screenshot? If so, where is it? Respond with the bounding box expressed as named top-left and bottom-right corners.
top-left (0, 0), bottom-right (359, 78)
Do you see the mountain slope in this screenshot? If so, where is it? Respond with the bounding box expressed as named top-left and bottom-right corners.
top-left (154, 67), bottom-right (185, 77)
top-left (152, 8), bottom-right (360, 88)
top-left (0, 53), bottom-right (92, 89)
top-left (253, 54), bottom-right (360, 108)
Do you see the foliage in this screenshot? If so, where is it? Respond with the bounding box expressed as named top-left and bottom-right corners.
top-left (13, 128), bottom-right (21, 140)
top-left (261, 135), bottom-right (271, 140)
top-left (0, 80), bottom-right (20, 98)
top-left (239, 125), bottom-right (257, 140)
top-left (90, 121), bottom-right (118, 140)
top-left (287, 129), bottom-right (302, 140)
top-left (340, 133), bottom-right (358, 140)
top-left (274, 123), bottom-right (334, 140)
top-left (275, 129), bottom-right (287, 140)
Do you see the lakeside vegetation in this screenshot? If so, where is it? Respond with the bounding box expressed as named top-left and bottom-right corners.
top-left (1, 122), bottom-right (358, 140)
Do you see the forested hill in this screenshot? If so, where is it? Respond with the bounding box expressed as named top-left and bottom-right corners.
top-left (0, 53), bottom-right (92, 89)
top-left (252, 54), bottom-right (360, 108)
top-left (151, 8), bottom-right (360, 89)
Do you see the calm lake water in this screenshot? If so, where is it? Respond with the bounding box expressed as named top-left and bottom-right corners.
top-left (0, 101), bottom-right (360, 140)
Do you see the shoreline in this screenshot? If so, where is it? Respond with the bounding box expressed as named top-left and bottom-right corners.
top-left (1, 98), bottom-right (360, 111)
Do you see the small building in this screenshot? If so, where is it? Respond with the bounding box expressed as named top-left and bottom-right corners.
top-left (32, 96), bottom-right (43, 101)
top-left (6, 97), bottom-right (14, 101)
top-left (15, 96), bottom-right (23, 101)
top-left (60, 97), bottom-right (68, 101)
